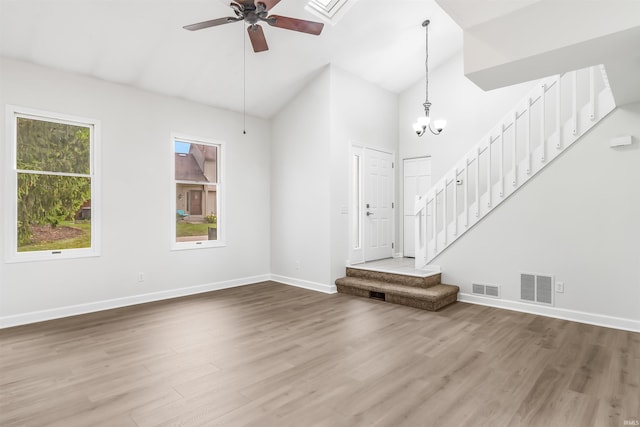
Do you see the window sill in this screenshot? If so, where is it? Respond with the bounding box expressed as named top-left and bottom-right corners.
top-left (170, 240), bottom-right (226, 251)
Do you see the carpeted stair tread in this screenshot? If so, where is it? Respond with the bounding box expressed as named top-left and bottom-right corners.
top-left (336, 277), bottom-right (458, 301)
top-left (345, 267), bottom-right (440, 288)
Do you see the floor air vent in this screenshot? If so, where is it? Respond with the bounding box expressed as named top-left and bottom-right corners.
top-left (369, 291), bottom-right (385, 301)
top-left (472, 283), bottom-right (501, 298)
top-left (521, 273), bottom-right (554, 305)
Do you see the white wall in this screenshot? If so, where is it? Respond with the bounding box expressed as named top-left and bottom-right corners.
top-left (271, 67), bottom-right (332, 289)
top-left (460, 1), bottom-right (640, 93)
top-left (270, 65), bottom-right (399, 290)
top-left (436, 102), bottom-right (640, 324)
top-left (0, 57), bottom-right (271, 324)
top-left (398, 53), bottom-right (535, 252)
top-left (329, 65), bottom-right (398, 282)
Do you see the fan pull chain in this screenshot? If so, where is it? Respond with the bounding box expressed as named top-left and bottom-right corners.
top-left (243, 25), bottom-right (247, 135)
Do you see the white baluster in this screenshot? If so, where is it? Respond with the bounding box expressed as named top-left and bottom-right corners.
top-left (487, 136), bottom-right (492, 208)
top-left (572, 71), bottom-right (578, 135)
top-left (464, 161), bottom-right (468, 227)
top-left (442, 184), bottom-right (447, 246)
top-left (453, 169), bottom-right (457, 236)
top-left (475, 148), bottom-right (480, 218)
top-left (526, 102), bottom-right (531, 175)
top-left (499, 125), bottom-right (504, 197)
top-left (589, 67), bottom-right (596, 121)
top-left (432, 197), bottom-right (437, 254)
top-left (541, 83), bottom-right (546, 163)
top-left (513, 112), bottom-right (518, 187)
top-left (556, 76), bottom-right (562, 150)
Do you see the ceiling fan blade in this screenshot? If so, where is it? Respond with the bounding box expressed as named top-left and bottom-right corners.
top-left (256, 0), bottom-right (281, 11)
top-left (183, 17), bottom-right (241, 31)
top-left (247, 24), bottom-right (269, 52)
top-left (267, 15), bottom-right (324, 35)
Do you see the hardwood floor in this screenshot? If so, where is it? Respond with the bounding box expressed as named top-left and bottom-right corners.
top-left (1, 281), bottom-right (638, 426)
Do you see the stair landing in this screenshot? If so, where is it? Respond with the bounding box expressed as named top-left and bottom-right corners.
top-left (336, 258), bottom-right (459, 311)
top-left (346, 257), bottom-right (441, 278)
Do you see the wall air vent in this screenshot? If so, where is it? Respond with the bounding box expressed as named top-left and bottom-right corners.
top-left (472, 283), bottom-right (501, 298)
top-left (521, 273), bottom-right (554, 306)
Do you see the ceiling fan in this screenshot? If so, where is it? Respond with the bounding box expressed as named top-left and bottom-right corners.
top-left (183, 0), bottom-right (325, 53)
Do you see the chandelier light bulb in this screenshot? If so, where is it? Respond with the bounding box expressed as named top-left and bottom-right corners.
top-left (417, 116), bottom-right (431, 127)
top-left (434, 119), bottom-right (447, 132)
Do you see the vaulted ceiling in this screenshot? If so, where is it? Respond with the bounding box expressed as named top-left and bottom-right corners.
top-left (436, 0), bottom-right (640, 106)
top-left (0, 0), bottom-right (463, 118)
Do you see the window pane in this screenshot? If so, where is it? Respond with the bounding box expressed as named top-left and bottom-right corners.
top-left (176, 184), bottom-right (217, 242)
top-left (17, 173), bottom-right (92, 252)
top-left (17, 117), bottom-right (90, 174)
top-left (174, 141), bottom-right (217, 183)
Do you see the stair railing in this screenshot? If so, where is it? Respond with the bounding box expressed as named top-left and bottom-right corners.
top-left (414, 65), bottom-right (616, 268)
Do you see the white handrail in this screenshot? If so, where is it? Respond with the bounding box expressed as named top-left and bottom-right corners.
top-left (415, 65), bottom-right (616, 269)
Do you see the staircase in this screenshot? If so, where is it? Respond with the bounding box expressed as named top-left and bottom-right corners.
top-left (336, 65), bottom-right (615, 311)
top-left (414, 65), bottom-right (616, 268)
top-left (335, 265), bottom-right (459, 311)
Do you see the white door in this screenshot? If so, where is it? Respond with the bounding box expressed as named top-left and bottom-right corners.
top-left (403, 157), bottom-right (431, 257)
top-left (364, 149), bottom-right (394, 261)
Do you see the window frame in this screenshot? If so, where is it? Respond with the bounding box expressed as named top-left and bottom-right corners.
top-left (170, 133), bottom-right (225, 251)
top-left (5, 105), bottom-right (101, 263)
top-left (305, 0), bottom-right (357, 24)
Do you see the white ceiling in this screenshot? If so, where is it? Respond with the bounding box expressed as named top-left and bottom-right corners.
top-left (0, 0), bottom-right (463, 118)
top-left (436, 0), bottom-right (640, 106)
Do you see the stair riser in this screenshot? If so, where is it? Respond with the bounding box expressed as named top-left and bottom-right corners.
top-left (335, 277), bottom-right (459, 312)
top-left (386, 293), bottom-right (457, 312)
top-left (346, 268), bottom-right (440, 288)
top-left (336, 284), bottom-right (369, 299)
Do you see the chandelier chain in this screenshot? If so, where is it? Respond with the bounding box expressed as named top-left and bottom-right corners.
top-left (424, 19), bottom-right (429, 108)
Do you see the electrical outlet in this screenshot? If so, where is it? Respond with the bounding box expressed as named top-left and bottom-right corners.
top-left (138, 272), bottom-right (145, 283)
top-left (555, 281), bottom-right (564, 293)
top-left (295, 261), bottom-right (300, 270)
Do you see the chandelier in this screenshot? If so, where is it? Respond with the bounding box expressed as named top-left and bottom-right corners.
top-left (413, 19), bottom-right (446, 137)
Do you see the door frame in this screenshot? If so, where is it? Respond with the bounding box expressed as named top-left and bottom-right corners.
top-left (348, 143), bottom-right (396, 265)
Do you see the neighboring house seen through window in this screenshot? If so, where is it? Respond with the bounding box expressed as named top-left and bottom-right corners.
top-left (172, 135), bottom-right (223, 249)
top-left (6, 106), bottom-right (100, 262)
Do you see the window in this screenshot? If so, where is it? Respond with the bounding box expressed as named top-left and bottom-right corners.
top-left (305, 0), bottom-right (358, 24)
top-left (171, 134), bottom-right (223, 249)
top-left (6, 106), bottom-right (100, 262)
top-left (351, 152), bottom-right (361, 250)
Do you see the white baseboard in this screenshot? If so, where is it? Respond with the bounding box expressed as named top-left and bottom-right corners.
top-left (4, 279), bottom-right (635, 332)
top-left (458, 293), bottom-right (640, 333)
top-left (270, 274), bottom-right (337, 294)
top-left (0, 274), bottom-right (270, 329)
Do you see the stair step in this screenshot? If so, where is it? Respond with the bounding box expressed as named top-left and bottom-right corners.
top-left (335, 277), bottom-right (459, 312)
top-left (346, 267), bottom-right (441, 288)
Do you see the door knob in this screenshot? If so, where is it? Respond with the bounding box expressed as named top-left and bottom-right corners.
top-left (366, 211), bottom-right (374, 216)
